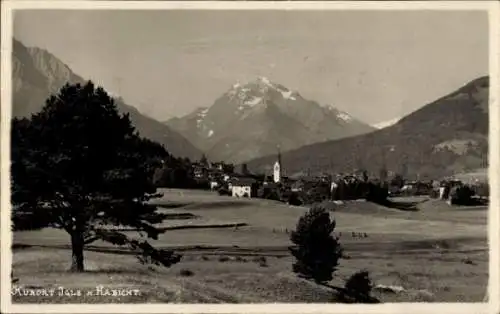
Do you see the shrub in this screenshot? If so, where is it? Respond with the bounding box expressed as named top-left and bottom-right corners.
top-left (345, 270), bottom-right (373, 297)
top-left (267, 190), bottom-right (281, 201)
top-left (289, 205), bottom-right (343, 283)
top-left (338, 270), bottom-right (379, 303)
top-left (179, 269), bottom-right (194, 277)
top-left (288, 192), bottom-right (303, 206)
top-left (280, 189), bottom-right (292, 202)
top-left (365, 182), bottom-right (388, 204)
top-left (218, 256), bottom-right (230, 262)
top-left (450, 185), bottom-right (475, 205)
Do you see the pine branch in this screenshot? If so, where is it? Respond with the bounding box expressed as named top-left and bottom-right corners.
top-left (93, 229), bottom-right (181, 267)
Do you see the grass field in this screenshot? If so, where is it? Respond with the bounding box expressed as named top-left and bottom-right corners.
top-left (11, 188), bottom-right (488, 303)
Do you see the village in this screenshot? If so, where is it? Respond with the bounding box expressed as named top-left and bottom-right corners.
top-left (186, 151), bottom-right (489, 208)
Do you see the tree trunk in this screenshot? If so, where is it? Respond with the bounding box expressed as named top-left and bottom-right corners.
top-left (70, 231), bottom-right (85, 272)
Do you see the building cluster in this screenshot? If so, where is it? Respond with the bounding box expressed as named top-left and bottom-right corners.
top-left (189, 150), bottom-right (488, 205)
top-left (191, 151), bottom-right (370, 201)
top-left (191, 151), bottom-right (289, 198)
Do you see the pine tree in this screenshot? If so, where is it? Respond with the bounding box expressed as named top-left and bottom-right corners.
top-left (289, 205), bottom-right (343, 283)
top-left (11, 81), bottom-right (181, 272)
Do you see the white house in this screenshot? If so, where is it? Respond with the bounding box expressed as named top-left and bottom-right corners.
top-left (232, 185), bottom-right (252, 198)
top-left (231, 178), bottom-right (256, 198)
top-left (210, 181), bottom-right (219, 191)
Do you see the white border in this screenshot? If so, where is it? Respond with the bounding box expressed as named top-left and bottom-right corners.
top-left (1, 1), bottom-right (499, 314)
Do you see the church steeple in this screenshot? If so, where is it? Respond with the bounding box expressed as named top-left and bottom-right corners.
top-left (277, 145), bottom-right (282, 168)
top-left (273, 144), bottom-right (282, 183)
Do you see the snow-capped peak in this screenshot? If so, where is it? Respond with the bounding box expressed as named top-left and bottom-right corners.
top-left (227, 77), bottom-right (296, 103)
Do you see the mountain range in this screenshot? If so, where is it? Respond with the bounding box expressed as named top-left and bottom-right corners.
top-left (11, 39), bottom-right (202, 160)
top-left (166, 77), bottom-right (375, 163)
top-left (245, 76), bottom-right (489, 180)
top-left (11, 38), bottom-right (488, 180)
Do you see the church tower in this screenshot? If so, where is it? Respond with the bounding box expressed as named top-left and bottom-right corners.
top-left (273, 146), bottom-right (282, 183)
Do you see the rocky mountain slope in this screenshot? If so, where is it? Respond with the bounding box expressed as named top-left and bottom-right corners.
top-left (11, 39), bottom-right (202, 160)
top-left (166, 77), bottom-right (374, 163)
top-left (245, 76), bottom-right (489, 180)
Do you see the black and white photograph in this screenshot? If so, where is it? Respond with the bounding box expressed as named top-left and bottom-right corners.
top-left (1, 1), bottom-right (499, 312)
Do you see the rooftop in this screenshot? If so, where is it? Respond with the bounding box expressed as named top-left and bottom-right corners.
top-left (230, 177), bottom-right (257, 186)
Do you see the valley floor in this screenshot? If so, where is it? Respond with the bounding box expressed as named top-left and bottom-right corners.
top-left (11, 189), bottom-right (488, 303)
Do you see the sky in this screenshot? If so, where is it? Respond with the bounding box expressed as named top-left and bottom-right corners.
top-left (13, 9), bottom-right (488, 125)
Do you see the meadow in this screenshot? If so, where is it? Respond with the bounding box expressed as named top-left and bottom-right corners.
top-left (11, 188), bottom-right (488, 303)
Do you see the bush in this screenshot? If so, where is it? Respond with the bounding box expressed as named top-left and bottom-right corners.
top-left (337, 270), bottom-right (379, 303)
top-left (345, 270), bottom-right (373, 297)
top-left (365, 182), bottom-right (388, 204)
top-left (288, 192), bottom-right (303, 206)
top-left (218, 256), bottom-right (230, 262)
top-left (179, 269), bottom-right (194, 277)
top-left (280, 189), bottom-right (292, 201)
top-left (450, 185), bottom-right (475, 205)
top-left (289, 205), bottom-right (343, 283)
top-left (267, 190), bottom-right (281, 201)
